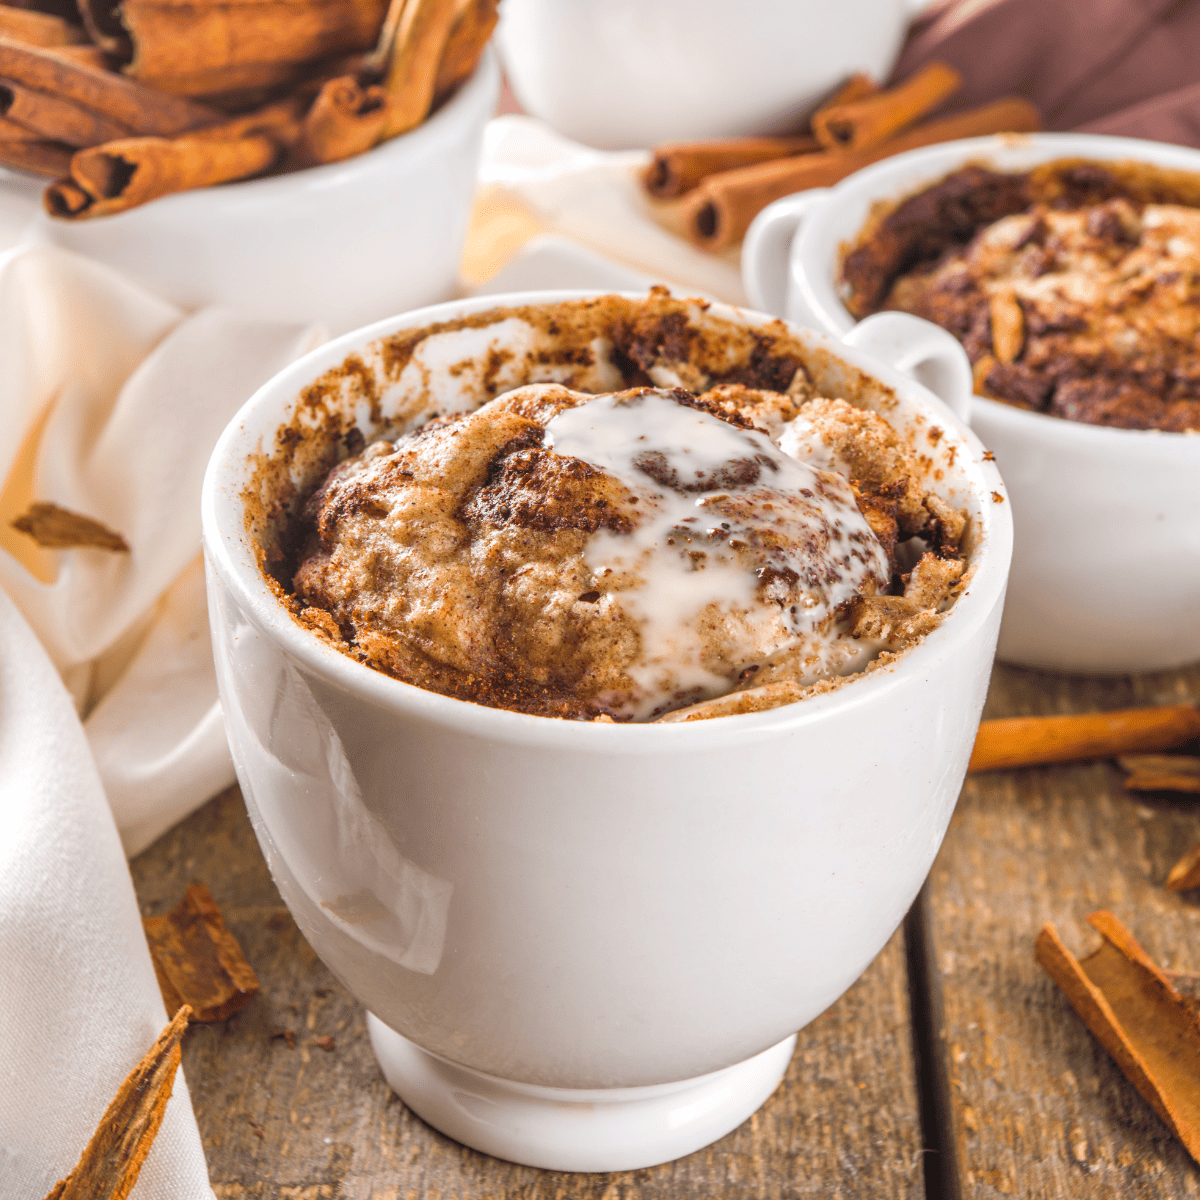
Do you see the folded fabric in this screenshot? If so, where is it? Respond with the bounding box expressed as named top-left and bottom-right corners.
top-left (894, 0), bottom-right (1200, 147)
top-left (0, 585), bottom-right (214, 1199)
top-left (0, 243), bottom-right (321, 854)
top-left (471, 115), bottom-right (747, 304)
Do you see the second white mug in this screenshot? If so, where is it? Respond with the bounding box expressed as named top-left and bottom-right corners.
top-left (742, 133), bottom-right (1200, 675)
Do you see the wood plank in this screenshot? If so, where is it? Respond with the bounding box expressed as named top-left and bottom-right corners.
top-left (131, 785), bottom-right (927, 1199)
top-left (920, 660), bottom-right (1200, 1198)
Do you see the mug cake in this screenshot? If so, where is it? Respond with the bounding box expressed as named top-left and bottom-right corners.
top-left (268, 291), bottom-right (971, 722)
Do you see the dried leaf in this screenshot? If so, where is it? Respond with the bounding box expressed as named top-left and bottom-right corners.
top-left (1168, 844), bottom-right (1200, 892)
top-left (12, 502), bottom-right (129, 551)
top-left (143, 882), bottom-right (258, 1022)
top-left (42, 1006), bottom-right (190, 1200)
top-left (1035, 911), bottom-right (1200, 1163)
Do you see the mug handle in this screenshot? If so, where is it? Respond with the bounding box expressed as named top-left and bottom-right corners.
top-left (842, 311), bottom-right (974, 425)
top-left (741, 188), bottom-right (830, 317)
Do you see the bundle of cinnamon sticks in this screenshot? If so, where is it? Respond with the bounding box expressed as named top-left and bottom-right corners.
top-left (0, 0), bottom-right (497, 218)
top-left (642, 62), bottom-right (1042, 251)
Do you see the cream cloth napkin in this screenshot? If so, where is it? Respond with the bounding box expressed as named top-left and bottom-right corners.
top-left (0, 233), bottom-right (320, 1197)
top-left (0, 584), bottom-right (213, 1198)
top-left (464, 115), bottom-right (746, 304)
top-left (0, 244), bottom-right (321, 854)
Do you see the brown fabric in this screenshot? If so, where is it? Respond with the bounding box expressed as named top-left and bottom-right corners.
top-left (891, 0), bottom-right (1200, 148)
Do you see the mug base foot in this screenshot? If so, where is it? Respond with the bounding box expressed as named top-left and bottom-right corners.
top-left (366, 1013), bottom-right (796, 1172)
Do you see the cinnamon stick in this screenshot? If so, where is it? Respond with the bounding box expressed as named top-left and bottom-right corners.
top-left (1127, 775), bottom-right (1200, 793)
top-left (41, 1006), bottom-right (191, 1200)
top-left (812, 61), bottom-right (962, 152)
top-left (189, 93), bottom-right (306, 144)
top-left (683, 97), bottom-right (1041, 250)
top-left (377, 0), bottom-right (459, 139)
top-left (642, 74), bottom-right (877, 201)
top-left (86, 0), bottom-right (388, 98)
top-left (432, 0), bottom-right (497, 101)
top-left (822, 72), bottom-right (880, 110)
top-left (0, 4), bottom-right (84, 47)
top-left (44, 173), bottom-right (89, 209)
top-left (296, 72), bottom-right (388, 165)
top-left (1118, 753), bottom-right (1200, 794)
top-left (0, 38), bottom-right (219, 135)
top-left (48, 44), bottom-right (112, 70)
top-left (1036, 912), bottom-right (1200, 1164)
top-left (11, 501), bottom-right (129, 548)
top-left (0, 111), bottom-right (38, 137)
top-left (54, 130), bottom-right (277, 216)
top-left (643, 136), bottom-right (819, 200)
top-left (1167, 843), bottom-right (1200, 892)
top-left (0, 136), bottom-right (70, 173)
top-left (45, 93), bottom-right (305, 216)
top-left (75, 0), bottom-right (127, 58)
top-left (968, 705), bottom-right (1200, 773)
top-left (142, 882), bottom-right (259, 1022)
top-left (0, 79), bottom-right (135, 144)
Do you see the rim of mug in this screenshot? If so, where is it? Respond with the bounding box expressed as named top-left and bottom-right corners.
top-left (791, 131), bottom-right (1200, 448)
top-left (201, 289), bottom-right (1013, 749)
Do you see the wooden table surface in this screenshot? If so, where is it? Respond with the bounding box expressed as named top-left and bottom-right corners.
top-left (129, 660), bottom-right (1200, 1199)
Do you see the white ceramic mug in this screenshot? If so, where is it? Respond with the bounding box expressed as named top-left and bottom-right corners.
top-left (26, 51), bottom-right (499, 335)
top-left (202, 290), bottom-right (1011, 1172)
top-left (742, 133), bottom-right (1200, 675)
top-left (495, 0), bottom-right (921, 150)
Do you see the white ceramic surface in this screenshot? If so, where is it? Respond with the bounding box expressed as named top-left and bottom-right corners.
top-left (27, 51), bottom-right (499, 335)
top-left (201, 290), bottom-right (1012, 1170)
top-left (368, 1016), bottom-right (798, 1172)
top-left (495, 0), bottom-right (918, 150)
top-left (742, 132), bottom-right (1200, 674)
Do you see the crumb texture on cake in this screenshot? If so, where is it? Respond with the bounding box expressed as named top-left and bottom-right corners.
top-left (252, 294), bottom-right (971, 722)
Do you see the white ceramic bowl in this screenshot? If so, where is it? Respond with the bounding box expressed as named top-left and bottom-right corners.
top-left (495, 0), bottom-right (915, 149)
top-left (24, 50), bottom-right (499, 335)
top-left (201, 290), bottom-right (1011, 1171)
top-left (741, 132), bottom-right (1200, 675)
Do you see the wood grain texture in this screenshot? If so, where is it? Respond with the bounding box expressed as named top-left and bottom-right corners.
top-left (131, 786), bottom-right (926, 1199)
top-left (919, 660), bottom-right (1200, 1199)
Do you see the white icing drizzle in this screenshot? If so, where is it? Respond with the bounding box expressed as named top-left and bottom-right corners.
top-left (544, 389), bottom-right (889, 718)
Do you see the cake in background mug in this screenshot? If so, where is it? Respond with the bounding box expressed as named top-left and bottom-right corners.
top-left (841, 158), bottom-right (1200, 432)
top-left (202, 290), bottom-right (1011, 1172)
top-left (742, 133), bottom-right (1200, 674)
